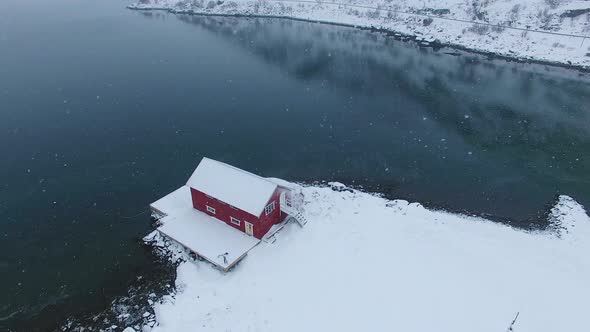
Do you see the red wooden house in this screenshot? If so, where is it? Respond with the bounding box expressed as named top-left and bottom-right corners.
top-left (186, 157), bottom-right (291, 239)
top-left (150, 157), bottom-right (307, 270)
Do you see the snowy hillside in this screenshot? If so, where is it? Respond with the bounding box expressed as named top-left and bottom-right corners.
top-left (131, 182), bottom-right (590, 332)
top-left (129, 0), bottom-right (590, 69)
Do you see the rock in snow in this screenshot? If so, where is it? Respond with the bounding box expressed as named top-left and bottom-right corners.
top-left (328, 181), bottom-right (349, 192)
top-left (141, 183), bottom-right (589, 332)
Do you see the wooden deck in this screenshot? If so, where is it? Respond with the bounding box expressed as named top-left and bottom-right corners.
top-left (150, 186), bottom-right (260, 271)
top-left (158, 210), bottom-right (260, 271)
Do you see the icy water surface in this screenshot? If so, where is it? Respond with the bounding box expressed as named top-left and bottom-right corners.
top-left (1, 0), bottom-right (589, 330)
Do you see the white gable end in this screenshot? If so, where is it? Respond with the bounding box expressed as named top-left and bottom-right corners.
top-left (187, 158), bottom-right (278, 217)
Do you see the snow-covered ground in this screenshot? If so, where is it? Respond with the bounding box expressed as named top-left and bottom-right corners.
top-left (134, 182), bottom-right (589, 332)
top-left (129, 0), bottom-right (590, 69)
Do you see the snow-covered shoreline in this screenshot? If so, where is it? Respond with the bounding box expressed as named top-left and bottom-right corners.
top-left (129, 0), bottom-right (590, 70)
top-left (125, 182), bottom-right (590, 332)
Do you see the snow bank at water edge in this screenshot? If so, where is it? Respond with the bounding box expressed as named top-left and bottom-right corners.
top-left (140, 182), bottom-right (588, 332)
top-left (129, 0), bottom-right (590, 69)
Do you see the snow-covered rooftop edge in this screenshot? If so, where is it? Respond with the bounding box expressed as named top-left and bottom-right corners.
top-left (128, 0), bottom-right (590, 70)
top-left (121, 181), bottom-right (590, 332)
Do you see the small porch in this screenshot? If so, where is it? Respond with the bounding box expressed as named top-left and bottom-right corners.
top-left (279, 189), bottom-right (308, 227)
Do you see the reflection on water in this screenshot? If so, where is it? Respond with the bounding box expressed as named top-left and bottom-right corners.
top-left (173, 14), bottom-right (590, 224)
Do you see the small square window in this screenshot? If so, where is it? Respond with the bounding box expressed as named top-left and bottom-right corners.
top-left (230, 217), bottom-right (241, 226)
top-left (206, 205), bottom-right (216, 214)
top-left (265, 201), bottom-right (276, 215)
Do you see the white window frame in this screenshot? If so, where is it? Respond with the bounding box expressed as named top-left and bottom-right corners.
top-left (230, 216), bottom-right (241, 226)
top-left (206, 205), bottom-right (216, 214)
top-left (265, 201), bottom-right (276, 216)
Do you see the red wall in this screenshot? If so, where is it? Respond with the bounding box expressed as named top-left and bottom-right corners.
top-left (190, 188), bottom-right (286, 239)
top-left (254, 188), bottom-right (283, 238)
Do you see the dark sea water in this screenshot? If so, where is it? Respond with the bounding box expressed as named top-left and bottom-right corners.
top-left (1, 0), bottom-right (589, 330)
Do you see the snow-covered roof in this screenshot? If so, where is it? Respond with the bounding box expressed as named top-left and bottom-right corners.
top-left (187, 157), bottom-right (278, 217)
top-left (150, 186), bottom-right (192, 217)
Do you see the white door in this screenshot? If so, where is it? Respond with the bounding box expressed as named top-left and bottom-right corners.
top-left (245, 221), bottom-right (254, 236)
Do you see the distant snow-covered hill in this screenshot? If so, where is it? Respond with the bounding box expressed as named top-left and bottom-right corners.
top-left (129, 0), bottom-right (590, 69)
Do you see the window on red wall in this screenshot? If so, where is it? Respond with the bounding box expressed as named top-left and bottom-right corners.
top-left (264, 201), bottom-right (276, 215)
top-left (206, 205), bottom-right (216, 214)
top-left (230, 217), bottom-right (241, 226)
